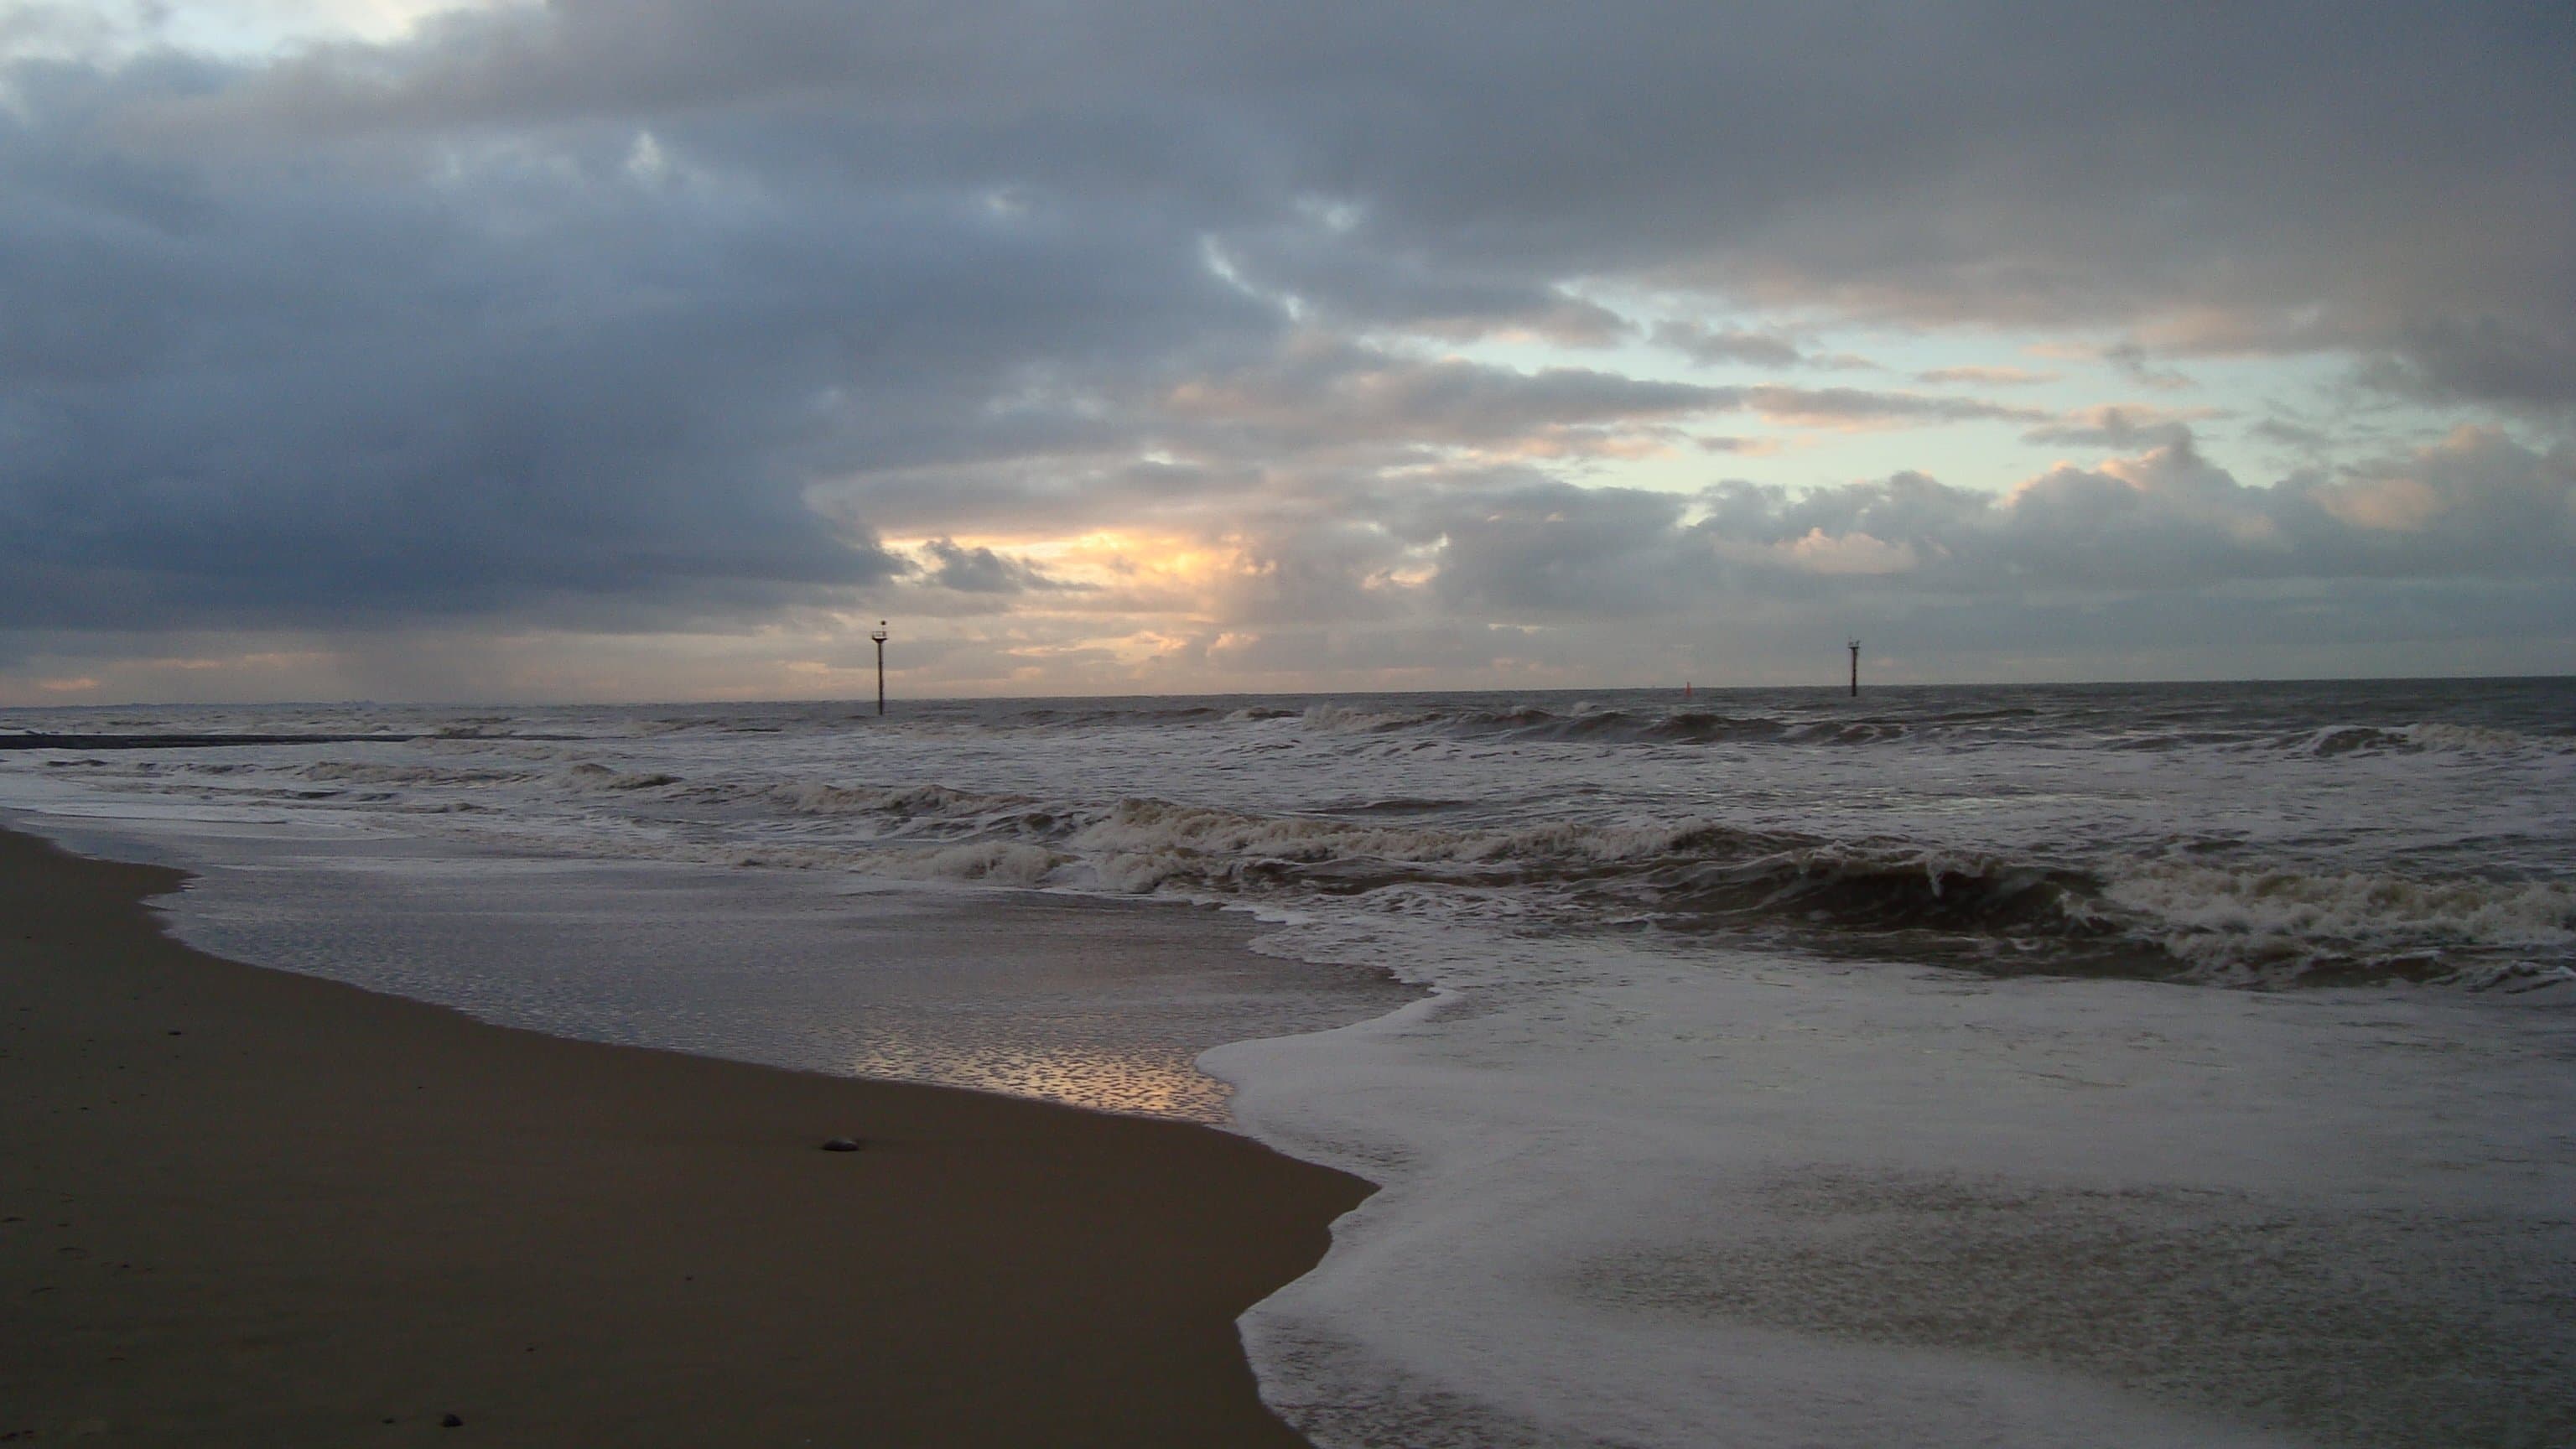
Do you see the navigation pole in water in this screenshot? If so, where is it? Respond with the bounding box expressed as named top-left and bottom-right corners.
top-left (1848, 639), bottom-right (1860, 697)
top-left (871, 621), bottom-right (890, 716)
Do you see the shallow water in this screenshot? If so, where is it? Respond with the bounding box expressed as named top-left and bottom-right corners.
top-left (8, 814), bottom-right (1414, 1125)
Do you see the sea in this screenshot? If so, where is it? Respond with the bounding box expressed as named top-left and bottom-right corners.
top-left (4, 678), bottom-right (2572, 1448)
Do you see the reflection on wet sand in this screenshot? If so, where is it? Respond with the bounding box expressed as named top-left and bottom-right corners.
top-left (848, 1036), bottom-right (1226, 1122)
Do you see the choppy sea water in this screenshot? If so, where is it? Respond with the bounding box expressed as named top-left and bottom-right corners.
top-left (5, 678), bottom-right (2573, 1447)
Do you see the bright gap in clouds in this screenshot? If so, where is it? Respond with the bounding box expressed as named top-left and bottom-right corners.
top-left (1, 0), bottom-right (524, 63)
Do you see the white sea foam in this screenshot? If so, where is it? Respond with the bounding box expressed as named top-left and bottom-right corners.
top-left (1208, 916), bottom-right (2576, 1448)
top-left (915, 839), bottom-right (1059, 885)
top-left (2402, 719), bottom-right (2546, 752)
top-left (2106, 860), bottom-right (2576, 987)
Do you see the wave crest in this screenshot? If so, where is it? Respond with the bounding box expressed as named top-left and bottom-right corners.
top-left (2285, 722), bottom-right (2563, 757)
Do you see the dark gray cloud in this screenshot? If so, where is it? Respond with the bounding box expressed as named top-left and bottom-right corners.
top-left (182, 0), bottom-right (2576, 357)
top-left (1653, 322), bottom-right (1805, 369)
top-left (2021, 406), bottom-right (2222, 452)
top-left (1421, 481), bottom-right (1694, 616)
top-left (2249, 417), bottom-right (2333, 451)
top-left (1155, 339), bottom-right (1732, 454)
top-left (2096, 342), bottom-right (2196, 392)
top-left (2363, 317), bottom-right (2576, 413)
top-left (916, 538), bottom-right (1082, 595)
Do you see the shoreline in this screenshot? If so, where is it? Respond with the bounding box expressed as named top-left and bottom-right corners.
top-left (0, 823), bottom-right (1367, 1445)
top-left (10, 808), bottom-right (1427, 1128)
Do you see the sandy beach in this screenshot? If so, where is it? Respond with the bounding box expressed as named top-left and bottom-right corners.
top-left (0, 824), bottom-right (1368, 1446)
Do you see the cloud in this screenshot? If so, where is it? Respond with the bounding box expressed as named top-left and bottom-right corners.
top-left (916, 538), bottom-right (1084, 594)
top-left (1772, 527), bottom-right (1918, 575)
top-left (2021, 404), bottom-right (2227, 451)
top-left (2361, 317), bottom-right (2576, 414)
top-left (1155, 338), bottom-right (1732, 456)
top-left (2248, 417), bottom-right (2332, 451)
top-left (1742, 386), bottom-right (2044, 430)
top-left (2296, 426), bottom-right (2576, 564)
top-left (1723, 428), bottom-right (2576, 592)
top-left (1917, 366), bottom-right (2058, 387)
top-left (1653, 321), bottom-right (1805, 369)
top-left (1400, 480), bottom-right (1688, 615)
top-left (2027, 340), bottom-right (2195, 391)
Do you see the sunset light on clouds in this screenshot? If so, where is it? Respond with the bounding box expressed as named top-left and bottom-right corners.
top-left (1, 1), bottom-right (2568, 702)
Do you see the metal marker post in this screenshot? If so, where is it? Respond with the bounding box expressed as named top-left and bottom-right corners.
top-left (871, 621), bottom-right (889, 716)
top-left (1848, 639), bottom-right (1860, 697)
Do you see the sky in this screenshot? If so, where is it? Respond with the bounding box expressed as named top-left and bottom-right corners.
top-left (0, 0), bottom-right (2570, 704)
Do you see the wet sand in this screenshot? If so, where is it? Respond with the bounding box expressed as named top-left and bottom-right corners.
top-left (0, 825), bottom-right (1366, 1446)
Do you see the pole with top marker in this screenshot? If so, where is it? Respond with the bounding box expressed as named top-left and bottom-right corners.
top-left (1848, 639), bottom-right (1860, 697)
top-left (871, 621), bottom-right (890, 716)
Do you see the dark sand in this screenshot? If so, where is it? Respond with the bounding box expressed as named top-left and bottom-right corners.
top-left (0, 825), bottom-right (1365, 1446)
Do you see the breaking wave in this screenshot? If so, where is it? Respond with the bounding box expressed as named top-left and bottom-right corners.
top-left (561, 762), bottom-right (684, 792)
top-left (2106, 864), bottom-right (2576, 987)
top-left (615, 773), bottom-right (2576, 991)
top-left (2281, 722), bottom-right (2564, 757)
